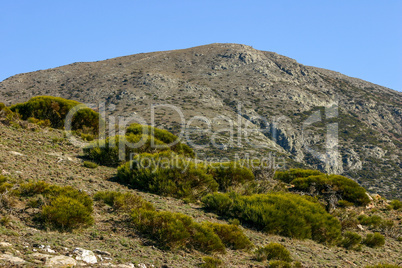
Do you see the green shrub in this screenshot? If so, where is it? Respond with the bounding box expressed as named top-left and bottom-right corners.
top-left (118, 152), bottom-right (218, 201)
top-left (94, 191), bottom-right (154, 212)
top-left (363, 233), bottom-right (385, 248)
top-left (201, 256), bottom-right (223, 268)
top-left (83, 134), bottom-right (169, 167)
top-left (18, 181), bottom-right (92, 208)
top-left (202, 192), bottom-right (341, 244)
top-left (10, 96), bottom-right (100, 134)
top-left (126, 123), bottom-right (194, 157)
top-left (206, 162), bottom-right (255, 192)
top-left (254, 243), bottom-right (292, 262)
top-left (339, 231), bottom-right (362, 250)
top-left (268, 260), bottom-right (292, 268)
top-left (42, 195), bottom-right (94, 230)
top-left (203, 222), bottom-right (252, 250)
top-left (131, 209), bottom-right (225, 253)
top-left (0, 176), bottom-right (13, 194)
top-left (202, 192), bottom-right (234, 214)
top-left (291, 174), bottom-right (370, 206)
top-left (83, 161), bottom-right (98, 169)
top-left (389, 200), bottom-right (402, 210)
top-left (274, 169), bottom-right (323, 184)
top-left (358, 215), bottom-right (385, 229)
top-left (17, 181), bottom-right (94, 231)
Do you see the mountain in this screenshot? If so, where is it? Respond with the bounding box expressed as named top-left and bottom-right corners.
top-left (1, 43), bottom-right (401, 199)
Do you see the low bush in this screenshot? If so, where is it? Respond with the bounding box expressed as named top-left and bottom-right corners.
top-left (42, 195), bottom-right (93, 230)
top-left (131, 209), bottom-right (225, 253)
top-left (291, 174), bottom-right (370, 206)
top-left (83, 134), bottom-right (169, 167)
top-left (17, 181), bottom-right (93, 231)
top-left (118, 152), bottom-right (218, 201)
top-left (254, 243), bottom-right (292, 262)
top-left (201, 256), bottom-right (223, 268)
top-left (203, 222), bottom-right (252, 250)
top-left (206, 162), bottom-right (254, 192)
top-left (363, 233), bottom-right (385, 248)
top-left (389, 200), bottom-right (402, 210)
top-left (274, 169), bottom-right (323, 184)
top-left (357, 215), bottom-right (393, 230)
top-left (94, 191), bottom-right (154, 212)
top-left (10, 96), bottom-right (100, 134)
top-left (339, 231), bottom-right (362, 250)
top-left (201, 192), bottom-right (233, 214)
top-left (126, 123), bottom-right (194, 157)
top-left (202, 192), bottom-right (341, 244)
top-left (0, 103), bottom-right (18, 124)
top-left (83, 161), bottom-right (98, 169)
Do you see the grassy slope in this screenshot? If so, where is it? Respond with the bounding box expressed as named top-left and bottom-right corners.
top-left (0, 123), bottom-right (401, 267)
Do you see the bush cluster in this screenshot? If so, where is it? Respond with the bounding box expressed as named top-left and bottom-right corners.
top-left (10, 96), bottom-right (100, 134)
top-left (202, 192), bottom-right (342, 244)
top-left (126, 123), bottom-right (195, 157)
top-left (274, 169), bottom-right (323, 184)
top-left (123, 193), bottom-right (251, 253)
top-left (42, 195), bottom-right (93, 230)
top-left (83, 134), bottom-right (169, 167)
top-left (289, 174), bottom-right (369, 206)
top-left (18, 181), bottom-right (93, 231)
top-left (117, 152), bottom-right (257, 201)
top-left (117, 152), bottom-right (218, 201)
top-left (202, 222), bottom-right (252, 250)
top-left (132, 208), bottom-right (225, 253)
top-left (254, 243), bottom-right (292, 262)
top-left (206, 162), bottom-right (255, 192)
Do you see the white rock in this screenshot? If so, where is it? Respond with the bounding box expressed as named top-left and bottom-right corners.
top-left (9, 151), bottom-right (25, 156)
top-left (357, 224), bottom-right (364, 231)
top-left (45, 245), bottom-right (56, 254)
top-left (72, 248), bottom-right (97, 264)
top-left (0, 254), bottom-right (26, 264)
top-left (0, 242), bottom-right (12, 247)
top-left (45, 255), bottom-right (77, 267)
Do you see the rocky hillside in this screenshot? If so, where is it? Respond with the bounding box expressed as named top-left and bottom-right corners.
top-left (0, 111), bottom-right (401, 267)
top-left (0, 43), bottom-right (401, 199)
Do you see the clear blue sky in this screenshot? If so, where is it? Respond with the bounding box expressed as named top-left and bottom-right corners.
top-left (1, 1), bottom-right (401, 91)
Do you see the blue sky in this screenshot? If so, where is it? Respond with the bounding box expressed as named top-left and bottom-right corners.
top-left (1, 1), bottom-right (401, 91)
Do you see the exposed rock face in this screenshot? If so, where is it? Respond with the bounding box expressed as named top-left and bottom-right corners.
top-left (0, 43), bottom-right (401, 198)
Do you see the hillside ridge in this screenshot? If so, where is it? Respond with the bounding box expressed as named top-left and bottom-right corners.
top-left (0, 43), bottom-right (401, 198)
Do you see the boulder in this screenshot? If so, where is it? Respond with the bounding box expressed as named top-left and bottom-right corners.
top-left (0, 253), bottom-right (26, 265)
top-left (72, 247), bottom-right (97, 264)
top-left (45, 255), bottom-right (77, 267)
